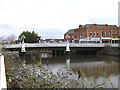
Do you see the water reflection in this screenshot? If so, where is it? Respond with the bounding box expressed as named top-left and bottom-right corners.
top-left (24, 53), bottom-right (119, 88)
top-left (25, 53), bottom-right (119, 77)
top-left (66, 58), bottom-right (70, 68)
top-left (41, 53), bottom-right (52, 58)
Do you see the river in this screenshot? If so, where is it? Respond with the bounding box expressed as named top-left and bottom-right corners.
top-left (24, 53), bottom-right (119, 88)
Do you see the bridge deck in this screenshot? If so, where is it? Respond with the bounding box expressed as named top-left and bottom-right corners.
top-left (3, 43), bottom-right (119, 49)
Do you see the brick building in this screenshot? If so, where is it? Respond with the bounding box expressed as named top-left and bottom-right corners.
top-left (64, 24), bottom-right (119, 43)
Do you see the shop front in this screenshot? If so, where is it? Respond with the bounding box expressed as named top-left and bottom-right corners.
top-left (79, 38), bottom-right (101, 43)
top-left (101, 37), bottom-right (111, 43)
top-left (111, 38), bottom-right (120, 44)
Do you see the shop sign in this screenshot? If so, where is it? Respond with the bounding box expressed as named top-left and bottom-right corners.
top-left (89, 38), bottom-right (101, 41)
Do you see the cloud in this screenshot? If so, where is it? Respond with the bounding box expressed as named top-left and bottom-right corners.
top-left (0, 0), bottom-right (119, 39)
top-left (0, 24), bottom-right (17, 37)
top-left (20, 26), bottom-right (65, 39)
top-left (118, 1), bottom-right (120, 26)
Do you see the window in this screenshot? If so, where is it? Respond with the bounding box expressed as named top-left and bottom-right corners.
top-left (102, 31), bottom-right (104, 37)
top-left (112, 33), bottom-right (114, 37)
top-left (72, 34), bottom-right (74, 38)
top-left (80, 32), bottom-right (81, 37)
top-left (83, 32), bottom-right (84, 37)
top-left (78, 33), bottom-right (79, 38)
top-left (109, 31), bottom-right (111, 37)
top-left (97, 32), bottom-right (99, 37)
top-left (66, 35), bottom-right (68, 39)
top-left (115, 32), bottom-right (117, 37)
top-left (69, 35), bottom-right (70, 38)
top-left (66, 35), bottom-right (70, 39)
top-left (105, 32), bottom-right (107, 37)
top-left (94, 32), bottom-right (96, 37)
top-left (90, 32), bottom-right (92, 37)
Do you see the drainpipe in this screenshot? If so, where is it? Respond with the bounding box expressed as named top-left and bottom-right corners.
top-left (111, 30), bottom-right (112, 44)
top-left (101, 30), bottom-right (102, 43)
top-left (87, 25), bottom-right (89, 41)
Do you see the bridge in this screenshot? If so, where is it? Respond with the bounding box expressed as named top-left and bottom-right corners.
top-left (3, 42), bottom-right (120, 58)
top-left (3, 43), bottom-right (119, 49)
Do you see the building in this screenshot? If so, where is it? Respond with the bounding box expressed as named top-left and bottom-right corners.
top-left (40, 39), bottom-right (64, 43)
top-left (64, 24), bottom-right (120, 43)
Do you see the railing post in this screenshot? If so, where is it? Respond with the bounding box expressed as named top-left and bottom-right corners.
top-left (0, 55), bottom-right (7, 89)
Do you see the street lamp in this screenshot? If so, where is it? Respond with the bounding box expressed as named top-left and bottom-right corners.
top-left (21, 35), bottom-right (25, 44)
top-left (39, 36), bottom-right (41, 43)
top-left (66, 34), bottom-right (70, 52)
top-left (20, 35), bottom-right (26, 52)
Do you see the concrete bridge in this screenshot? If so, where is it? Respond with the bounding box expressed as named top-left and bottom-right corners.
top-left (3, 43), bottom-right (119, 48)
top-left (3, 43), bottom-right (119, 54)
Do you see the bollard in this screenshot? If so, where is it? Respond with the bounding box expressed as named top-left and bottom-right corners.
top-left (0, 55), bottom-right (7, 89)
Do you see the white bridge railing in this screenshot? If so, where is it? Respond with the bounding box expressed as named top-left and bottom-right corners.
top-left (3, 43), bottom-right (119, 49)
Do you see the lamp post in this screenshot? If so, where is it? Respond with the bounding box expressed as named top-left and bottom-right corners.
top-left (19, 35), bottom-right (26, 61)
top-left (66, 35), bottom-right (70, 52)
top-left (39, 36), bottom-right (41, 43)
top-left (21, 35), bottom-right (26, 52)
top-left (21, 35), bottom-right (25, 44)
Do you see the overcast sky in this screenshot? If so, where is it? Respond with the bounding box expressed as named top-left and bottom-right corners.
top-left (0, 0), bottom-right (119, 39)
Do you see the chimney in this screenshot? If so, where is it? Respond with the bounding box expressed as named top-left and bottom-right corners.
top-left (79, 25), bottom-right (82, 29)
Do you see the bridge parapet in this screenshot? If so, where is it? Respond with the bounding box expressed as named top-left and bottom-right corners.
top-left (3, 43), bottom-right (119, 49)
top-left (4, 44), bottom-right (21, 48)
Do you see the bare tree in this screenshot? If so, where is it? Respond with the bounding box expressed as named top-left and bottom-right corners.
top-left (0, 37), bottom-right (3, 54)
top-left (6, 34), bottom-right (16, 44)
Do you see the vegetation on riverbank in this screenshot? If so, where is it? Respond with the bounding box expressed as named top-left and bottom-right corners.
top-left (4, 54), bottom-right (114, 88)
top-left (99, 45), bottom-right (120, 56)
